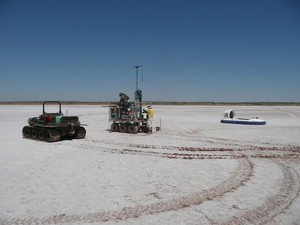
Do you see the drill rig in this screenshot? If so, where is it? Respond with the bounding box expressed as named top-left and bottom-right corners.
top-left (109, 66), bottom-right (151, 134)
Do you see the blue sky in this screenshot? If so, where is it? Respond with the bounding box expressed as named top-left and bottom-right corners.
top-left (0, 0), bottom-right (299, 102)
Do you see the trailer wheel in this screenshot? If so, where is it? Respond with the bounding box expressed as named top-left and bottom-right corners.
top-left (119, 124), bottom-right (128, 133)
top-left (111, 123), bottom-right (119, 132)
top-left (128, 124), bottom-right (139, 134)
top-left (142, 125), bottom-right (152, 133)
top-left (143, 127), bottom-right (149, 133)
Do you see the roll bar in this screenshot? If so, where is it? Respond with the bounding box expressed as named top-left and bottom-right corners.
top-left (43, 101), bottom-right (62, 114)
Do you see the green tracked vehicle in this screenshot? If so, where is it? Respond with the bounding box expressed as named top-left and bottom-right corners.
top-left (22, 101), bottom-right (86, 142)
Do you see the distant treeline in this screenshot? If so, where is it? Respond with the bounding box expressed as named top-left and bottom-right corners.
top-left (152, 101), bottom-right (300, 106)
top-left (1, 101), bottom-right (300, 106)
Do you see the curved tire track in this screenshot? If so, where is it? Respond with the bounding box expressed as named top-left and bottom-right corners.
top-left (0, 158), bottom-right (252, 225)
top-left (89, 136), bottom-right (300, 153)
top-left (4, 128), bottom-right (299, 224)
top-left (152, 130), bottom-right (300, 150)
top-left (223, 160), bottom-right (300, 225)
top-left (67, 142), bottom-right (300, 160)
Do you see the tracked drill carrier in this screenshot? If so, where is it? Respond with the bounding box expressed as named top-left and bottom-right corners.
top-left (109, 89), bottom-right (151, 134)
top-left (22, 101), bottom-right (86, 142)
top-left (109, 65), bottom-right (152, 134)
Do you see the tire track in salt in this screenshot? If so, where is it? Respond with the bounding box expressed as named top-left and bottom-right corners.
top-left (83, 138), bottom-right (300, 160)
top-left (155, 133), bottom-right (298, 150)
top-left (151, 123), bottom-right (298, 149)
top-left (0, 155), bottom-right (253, 225)
top-left (87, 137), bottom-right (300, 154)
top-left (62, 142), bottom-right (300, 160)
top-left (66, 141), bottom-right (300, 224)
top-left (119, 141), bottom-right (300, 153)
top-left (223, 160), bottom-right (300, 225)
top-left (104, 129), bottom-right (300, 151)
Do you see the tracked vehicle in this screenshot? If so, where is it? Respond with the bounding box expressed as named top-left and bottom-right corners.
top-left (109, 65), bottom-right (152, 134)
top-left (22, 101), bottom-right (86, 142)
top-left (109, 89), bottom-right (151, 134)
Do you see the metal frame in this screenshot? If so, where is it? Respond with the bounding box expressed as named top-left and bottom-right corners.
top-left (43, 101), bottom-right (62, 115)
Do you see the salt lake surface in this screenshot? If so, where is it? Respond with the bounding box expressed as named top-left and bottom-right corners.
top-left (0, 105), bottom-right (300, 225)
